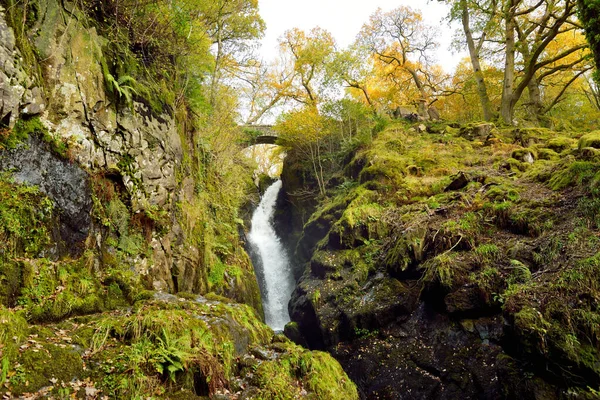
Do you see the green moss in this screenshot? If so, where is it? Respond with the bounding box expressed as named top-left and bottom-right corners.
top-left (548, 161), bottom-right (600, 190)
top-left (248, 342), bottom-right (358, 399)
top-left (475, 243), bottom-right (501, 262)
top-left (513, 306), bottom-right (551, 341)
top-left (486, 184), bottom-right (521, 203)
top-left (85, 298), bottom-right (276, 398)
top-left (578, 131), bottom-right (600, 149)
top-left (0, 174), bottom-right (54, 258)
top-left (9, 342), bottom-right (84, 395)
top-left (420, 252), bottom-right (466, 288)
top-left (511, 148), bottom-right (537, 161)
top-left (6, 117), bottom-right (72, 158)
top-left (507, 260), bottom-right (531, 285)
top-left (536, 148), bottom-right (559, 160)
top-left (0, 308), bottom-right (28, 385)
top-left (383, 227), bottom-right (427, 275)
top-left (0, 121), bottom-right (30, 150)
top-left (547, 136), bottom-right (576, 153)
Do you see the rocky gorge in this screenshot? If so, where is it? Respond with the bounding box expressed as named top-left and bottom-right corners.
top-left (1, 0), bottom-right (600, 399)
top-left (279, 123), bottom-right (600, 399)
top-left (0, 1), bottom-right (356, 398)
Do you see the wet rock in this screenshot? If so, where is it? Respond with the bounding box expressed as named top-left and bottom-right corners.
top-left (445, 286), bottom-right (489, 316)
top-left (0, 135), bottom-right (91, 254)
top-left (331, 304), bottom-right (513, 400)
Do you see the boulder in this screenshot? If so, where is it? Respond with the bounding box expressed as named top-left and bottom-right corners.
top-left (511, 148), bottom-right (536, 163)
top-left (445, 171), bottom-right (471, 191)
top-left (459, 123), bottom-right (495, 141)
top-left (578, 131), bottom-right (600, 149)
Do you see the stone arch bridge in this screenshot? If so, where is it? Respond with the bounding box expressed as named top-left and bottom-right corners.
top-left (241, 124), bottom-right (278, 145)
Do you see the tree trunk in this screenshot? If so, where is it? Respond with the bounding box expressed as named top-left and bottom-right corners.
top-left (406, 66), bottom-right (430, 118)
top-left (461, 0), bottom-right (494, 121)
top-left (527, 75), bottom-right (543, 122)
top-left (209, 23), bottom-right (223, 107)
top-left (500, 1), bottom-right (516, 124)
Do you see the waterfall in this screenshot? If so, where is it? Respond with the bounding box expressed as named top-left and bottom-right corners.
top-left (248, 180), bottom-right (295, 331)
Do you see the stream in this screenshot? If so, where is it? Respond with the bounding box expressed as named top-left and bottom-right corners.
top-left (248, 180), bottom-right (295, 331)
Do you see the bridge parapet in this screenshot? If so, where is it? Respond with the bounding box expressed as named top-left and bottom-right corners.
top-left (241, 125), bottom-right (279, 145)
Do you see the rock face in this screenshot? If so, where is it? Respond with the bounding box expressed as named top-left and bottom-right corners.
top-left (0, 1), bottom-right (184, 291)
top-left (0, 135), bottom-right (91, 253)
top-left (0, 6), bottom-right (44, 127)
top-left (0, 1), bottom-right (258, 300)
top-left (284, 125), bottom-right (600, 399)
top-left (28, 0), bottom-right (181, 211)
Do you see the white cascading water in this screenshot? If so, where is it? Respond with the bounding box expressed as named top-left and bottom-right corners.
top-left (248, 180), bottom-right (295, 331)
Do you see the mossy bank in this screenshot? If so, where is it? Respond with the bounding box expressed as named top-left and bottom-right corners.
top-left (283, 121), bottom-right (600, 399)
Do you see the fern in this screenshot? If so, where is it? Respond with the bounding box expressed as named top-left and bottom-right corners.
top-left (102, 61), bottom-right (138, 108)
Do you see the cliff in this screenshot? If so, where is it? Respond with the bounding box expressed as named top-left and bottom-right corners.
top-left (0, 1), bottom-right (357, 398)
top-left (284, 121), bottom-right (600, 399)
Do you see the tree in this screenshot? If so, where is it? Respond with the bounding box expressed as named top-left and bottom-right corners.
top-left (524, 29), bottom-right (591, 120)
top-left (357, 7), bottom-right (440, 118)
top-left (278, 27), bottom-right (337, 106)
top-left (578, 0), bottom-right (600, 81)
top-left (445, 0), bottom-right (588, 124)
top-left (240, 58), bottom-right (295, 124)
top-left (199, 0), bottom-right (266, 106)
top-left (440, 58), bottom-right (503, 121)
top-left (328, 47), bottom-right (376, 109)
top-left (275, 107), bottom-right (330, 195)
top-left (448, 0), bottom-right (499, 120)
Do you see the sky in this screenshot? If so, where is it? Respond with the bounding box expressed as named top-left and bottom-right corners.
top-left (257, 0), bottom-right (467, 72)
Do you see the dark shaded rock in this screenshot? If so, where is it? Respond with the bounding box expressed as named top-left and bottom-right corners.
top-left (340, 278), bottom-right (420, 335)
top-left (445, 286), bottom-right (490, 317)
top-left (284, 321), bottom-right (308, 347)
top-left (331, 305), bottom-right (515, 400)
top-left (288, 282), bottom-right (325, 350)
top-left (444, 171), bottom-right (470, 192)
top-left (0, 135), bottom-right (92, 255)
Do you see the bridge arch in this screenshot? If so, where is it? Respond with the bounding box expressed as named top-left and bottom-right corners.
top-left (241, 124), bottom-right (279, 146)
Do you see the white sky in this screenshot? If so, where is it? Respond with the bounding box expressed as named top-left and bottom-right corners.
top-left (257, 0), bottom-right (467, 72)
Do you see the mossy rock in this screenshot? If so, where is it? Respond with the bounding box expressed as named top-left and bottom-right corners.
top-left (9, 342), bottom-right (85, 395)
top-left (245, 341), bottom-right (358, 400)
top-left (537, 148), bottom-right (559, 160)
top-left (578, 131), bottom-right (600, 149)
top-left (546, 137), bottom-right (576, 153)
top-left (511, 148), bottom-right (536, 163)
top-left (578, 147), bottom-right (600, 161)
top-left (459, 123), bottom-right (495, 141)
